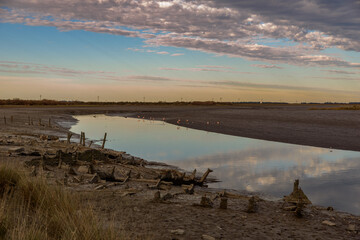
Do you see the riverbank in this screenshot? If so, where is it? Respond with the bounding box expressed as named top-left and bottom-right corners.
top-left (1, 104), bottom-right (360, 151)
top-left (0, 105), bottom-right (359, 239)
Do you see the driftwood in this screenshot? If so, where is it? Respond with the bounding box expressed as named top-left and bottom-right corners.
top-left (182, 184), bottom-right (195, 194)
top-left (160, 168), bottom-right (213, 186)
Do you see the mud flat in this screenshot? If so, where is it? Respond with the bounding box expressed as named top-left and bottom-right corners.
top-left (0, 105), bottom-right (359, 239)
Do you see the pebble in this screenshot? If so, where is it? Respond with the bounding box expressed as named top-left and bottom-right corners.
top-left (322, 220), bottom-right (336, 226)
top-left (170, 229), bottom-right (185, 235)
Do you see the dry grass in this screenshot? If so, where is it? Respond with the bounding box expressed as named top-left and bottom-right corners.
top-left (310, 105), bottom-right (360, 110)
top-left (0, 165), bottom-right (118, 240)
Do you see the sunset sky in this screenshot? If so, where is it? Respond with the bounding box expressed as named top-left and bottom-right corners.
top-left (1, 0), bottom-right (360, 102)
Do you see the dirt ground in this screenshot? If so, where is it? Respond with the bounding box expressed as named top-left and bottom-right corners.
top-left (0, 104), bottom-right (359, 239)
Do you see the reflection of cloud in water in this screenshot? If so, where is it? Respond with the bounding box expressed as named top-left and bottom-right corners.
top-left (173, 146), bottom-right (360, 215)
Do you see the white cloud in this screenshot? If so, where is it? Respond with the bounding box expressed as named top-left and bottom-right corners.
top-left (171, 53), bottom-right (184, 56)
top-left (1, 0), bottom-right (360, 68)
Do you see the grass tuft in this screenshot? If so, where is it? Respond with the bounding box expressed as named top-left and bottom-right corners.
top-left (0, 165), bottom-right (117, 240)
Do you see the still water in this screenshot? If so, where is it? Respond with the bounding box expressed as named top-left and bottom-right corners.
top-left (70, 115), bottom-right (360, 215)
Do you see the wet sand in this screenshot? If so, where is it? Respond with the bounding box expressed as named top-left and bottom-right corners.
top-left (0, 104), bottom-right (359, 239)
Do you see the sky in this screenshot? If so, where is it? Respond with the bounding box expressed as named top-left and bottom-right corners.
top-left (1, 0), bottom-right (360, 102)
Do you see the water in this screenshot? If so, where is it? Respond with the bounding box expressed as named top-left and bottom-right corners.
top-left (70, 114), bottom-right (360, 215)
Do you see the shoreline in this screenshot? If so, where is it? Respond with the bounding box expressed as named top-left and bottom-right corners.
top-left (2, 104), bottom-right (359, 151)
top-left (0, 105), bottom-right (359, 239)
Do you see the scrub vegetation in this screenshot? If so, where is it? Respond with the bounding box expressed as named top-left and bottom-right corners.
top-left (0, 165), bottom-right (117, 240)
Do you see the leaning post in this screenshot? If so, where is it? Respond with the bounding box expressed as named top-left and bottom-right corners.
top-left (102, 133), bottom-right (107, 149)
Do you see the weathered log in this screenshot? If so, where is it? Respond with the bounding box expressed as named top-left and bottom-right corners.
top-left (189, 169), bottom-right (196, 181)
top-left (199, 168), bottom-right (213, 184)
top-left (182, 184), bottom-right (195, 194)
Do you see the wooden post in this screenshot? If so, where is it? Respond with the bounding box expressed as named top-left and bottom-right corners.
top-left (101, 132), bottom-right (107, 149)
top-left (58, 151), bottom-right (62, 169)
top-left (39, 118), bottom-right (42, 126)
top-left (48, 118), bottom-right (51, 127)
top-left (88, 141), bottom-right (93, 148)
top-left (220, 197), bottom-right (228, 209)
top-left (31, 118), bottom-right (33, 125)
top-left (79, 132), bottom-right (83, 144)
top-left (82, 132), bottom-right (85, 146)
top-left (190, 169), bottom-right (197, 181)
top-left (67, 133), bottom-right (73, 144)
top-left (3, 116), bottom-right (6, 125)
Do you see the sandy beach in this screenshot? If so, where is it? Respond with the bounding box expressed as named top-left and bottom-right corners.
top-left (0, 104), bottom-right (359, 239)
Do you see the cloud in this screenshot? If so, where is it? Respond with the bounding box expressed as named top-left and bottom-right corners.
top-left (156, 51), bottom-right (169, 55)
top-left (198, 65), bottom-right (234, 69)
top-left (252, 64), bottom-right (283, 69)
top-left (171, 53), bottom-right (184, 56)
top-left (126, 75), bottom-right (173, 81)
top-left (147, 34), bottom-right (360, 68)
top-left (1, 1), bottom-right (360, 68)
top-left (210, 80), bottom-right (360, 94)
top-left (0, 61), bottom-right (117, 77)
top-left (321, 69), bottom-right (357, 75)
top-left (159, 66), bottom-right (252, 74)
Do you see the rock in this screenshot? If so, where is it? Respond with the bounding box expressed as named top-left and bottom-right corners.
top-left (327, 206), bottom-right (334, 211)
top-left (8, 147), bottom-right (25, 153)
top-left (170, 229), bottom-right (185, 235)
top-left (347, 224), bottom-right (357, 231)
top-left (202, 234), bottom-right (215, 240)
top-left (322, 220), bottom-right (336, 226)
top-left (77, 165), bottom-right (88, 173)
